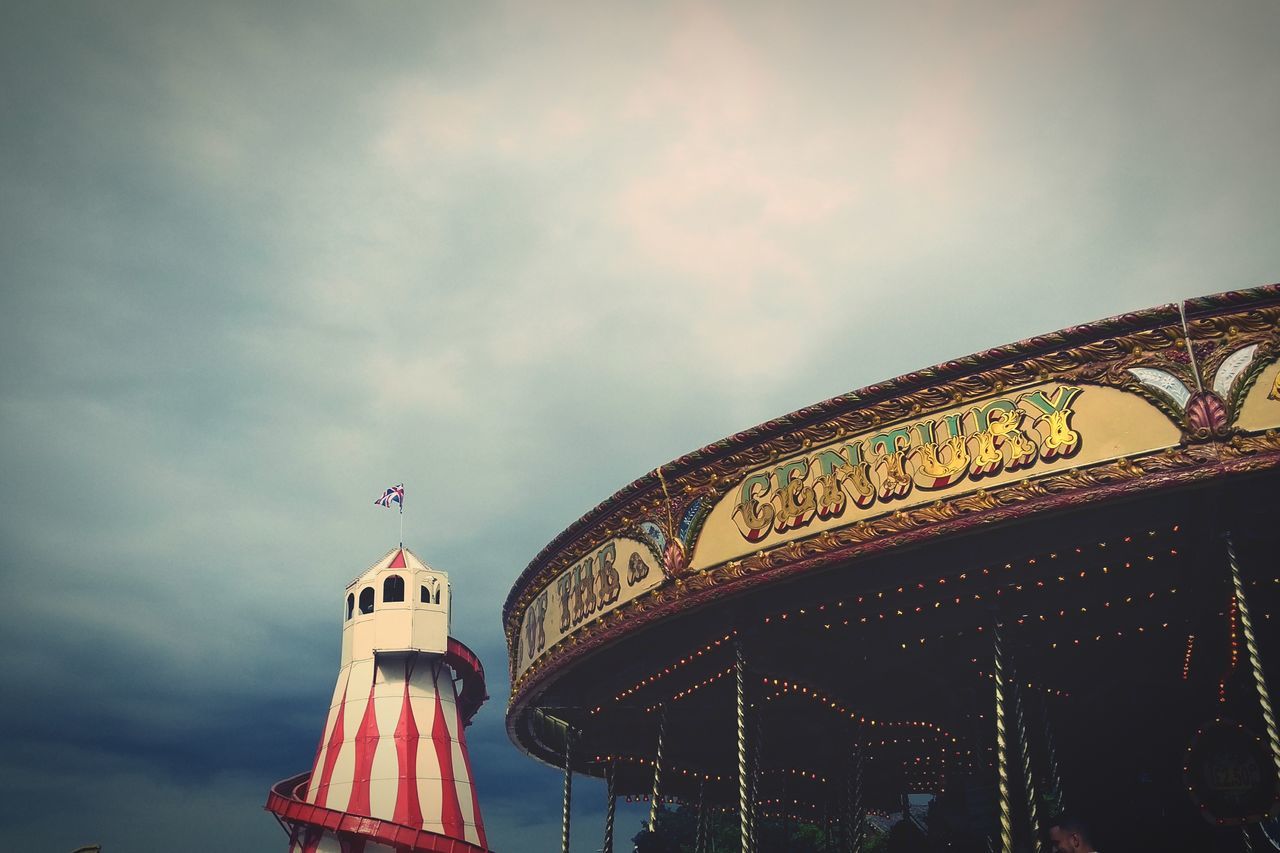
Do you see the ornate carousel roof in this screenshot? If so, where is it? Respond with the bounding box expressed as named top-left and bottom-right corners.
top-left (503, 285), bottom-right (1280, 852)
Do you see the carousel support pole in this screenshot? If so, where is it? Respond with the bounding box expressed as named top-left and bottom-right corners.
top-left (841, 758), bottom-right (854, 853)
top-left (650, 704), bottom-right (667, 831)
top-left (1013, 673), bottom-right (1043, 852)
top-left (1037, 691), bottom-right (1065, 815)
top-left (781, 778), bottom-right (791, 853)
top-left (1227, 533), bottom-right (1280, 779)
top-left (839, 738), bottom-right (860, 853)
top-left (562, 729), bottom-right (574, 853)
top-left (603, 760), bottom-right (617, 853)
top-left (852, 736), bottom-right (865, 853)
top-left (695, 778), bottom-right (708, 853)
top-left (993, 621), bottom-right (1014, 853)
top-left (749, 710), bottom-right (764, 853)
top-left (736, 637), bottom-right (753, 853)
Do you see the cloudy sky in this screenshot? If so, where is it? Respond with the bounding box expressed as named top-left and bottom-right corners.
top-left (1, 1), bottom-right (1278, 850)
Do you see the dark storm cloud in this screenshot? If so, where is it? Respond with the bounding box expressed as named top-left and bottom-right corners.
top-left (2, 0), bottom-right (1279, 851)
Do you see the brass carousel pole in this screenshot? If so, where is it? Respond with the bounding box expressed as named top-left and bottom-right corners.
top-left (603, 760), bottom-right (617, 853)
top-left (1226, 533), bottom-right (1280, 778)
top-left (841, 755), bottom-right (854, 853)
top-left (695, 778), bottom-right (708, 853)
top-left (852, 735), bottom-right (865, 853)
top-left (650, 704), bottom-right (667, 830)
top-left (736, 637), bottom-right (753, 853)
top-left (561, 730), bottom-right (574, 853)
top-left (781, 775), bottom-right (791, 853)
top-left (1037, 691), bottom-right (1065, 815)
top-left (1013, 671), bottom-right (1043, 852)
top-left (993, 622), bottom-right (1013, 853)
top-left (749, 711), bottom-right (764, 853)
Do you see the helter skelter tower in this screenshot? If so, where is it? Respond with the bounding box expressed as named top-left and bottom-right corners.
top-left (266, 547), bottom-right (491, 853)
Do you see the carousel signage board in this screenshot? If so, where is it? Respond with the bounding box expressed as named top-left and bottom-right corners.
top-left (514, 382), bottom-right (1184, 679)
top-left (516, 536), bottom-right (662, 678)
top-left (1237, 358), bottom-right (1280, 434)
top-left (690, 383), bottom-right (1183, 571)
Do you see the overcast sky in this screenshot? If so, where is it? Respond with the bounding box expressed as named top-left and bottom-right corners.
top-left (1, 1), bottom-right (1278, 850)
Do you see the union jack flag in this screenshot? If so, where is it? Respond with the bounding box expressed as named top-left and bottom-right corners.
top-left (374, 484), bottom-right (404, 508)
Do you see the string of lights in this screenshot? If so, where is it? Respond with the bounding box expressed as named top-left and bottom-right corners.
top-left (565, 521), bottom-right (1278, 825)
top-left (642, 666), bottom-right (734, 713)
top-left (757, 676), bottom-right (961, 741)
top-left (873, 584), bottom-right (1184, 653)
top-left (602, 631), bottom-right (737, 711)
top-left (762, 526), bottom-right (1182, 626)
top-left (1219, 593), bottom-right (1240, 704)
top-left (598, 526), bottom-right (1184, 715)
top-left (592, 754), bottom-right (830, 786)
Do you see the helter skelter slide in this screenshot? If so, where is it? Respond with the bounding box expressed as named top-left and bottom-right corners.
top-left (267, 547), bottom-right (491, 853)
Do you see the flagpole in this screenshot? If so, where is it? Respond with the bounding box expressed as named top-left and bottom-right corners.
top-left (399, 485), bottom-right (405, 548)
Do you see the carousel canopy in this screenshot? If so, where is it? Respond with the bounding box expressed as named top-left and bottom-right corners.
top-left (504, 286), bottom-right (1280, 852)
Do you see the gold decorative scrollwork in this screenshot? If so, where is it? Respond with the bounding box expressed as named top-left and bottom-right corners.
top-left (504, 289), bottom-right (1280, 682)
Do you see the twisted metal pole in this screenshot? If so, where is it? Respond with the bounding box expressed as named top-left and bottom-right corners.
top-left (779, 774), bottom-right (791, 853)
top-left (736, 638), bottom-right (752, 853)
top-left (994, 622), bottom-right (1013, 853)
top-left (1227, 533), bottom-right (1280, 779)
top-left (841, 758), bottom-right (854, 853)
top-left (749, 710), bottom-right (763, 853)
top-left (852, 735), bottom-right (865, 853)
top-left (695, 778), bottom-right (708, 853)
top-left (650, 704), bottom-right (668, 830)
top-left (1037, 691), bottom-right (1065, 816)
top-left (562, 730), bottom-right (574, 853)
top-left (603, 760), bottom-right (617, 853)
top-left (1014, 673), bottom-right (1043, 852)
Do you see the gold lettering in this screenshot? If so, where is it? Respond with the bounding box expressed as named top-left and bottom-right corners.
top-left (596, 543), bottom-right (621, 606)
top-left (556, 572), bottom-right (573, 633)
top-left (774, 459), bottom-right (816, 531)
top-left (523, 591), bottom-right (547, 664)
top-left (814, 444), bottom-right (875, 519)
top-left (970, 401), bottom-right (1037, 475)
top-left (870, 429), bottom-right (912, 500)
top-left (732, 473), bottom-right (775, 542)
top-left (627, 551), bottom-right (649, 586)
top-left (1022, 386), bottom-right (1083, 459)
top-left (991, 408), bottom-right (1038, 470)
top-left (570, 563), bottom-right (586, 625)
top-left (911, 435), bottom-right (970, 489)
top-left (576, 556), bottom-right (597, 619)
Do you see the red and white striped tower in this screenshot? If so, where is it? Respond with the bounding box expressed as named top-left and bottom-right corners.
top-left (266, 548), bottom-right (491, 853)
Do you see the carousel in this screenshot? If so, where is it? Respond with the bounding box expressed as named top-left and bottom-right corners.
top-left (503, 286), bottom-right (1280, 853)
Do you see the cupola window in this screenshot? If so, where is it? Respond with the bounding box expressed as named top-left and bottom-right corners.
top-left (383, 574), bottom-right (405, 603)
top-left (359, 586), bottom-right (375, 614)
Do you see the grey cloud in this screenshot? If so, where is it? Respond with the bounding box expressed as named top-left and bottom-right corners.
top-left (2, 1), bottom-right (1278, 850)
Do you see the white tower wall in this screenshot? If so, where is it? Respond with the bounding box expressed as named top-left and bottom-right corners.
top-left (271, 547), bottom-right (488, 853)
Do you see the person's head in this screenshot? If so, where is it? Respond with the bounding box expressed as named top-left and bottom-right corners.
top-left (1048, 817), bottom-right (1096, 853)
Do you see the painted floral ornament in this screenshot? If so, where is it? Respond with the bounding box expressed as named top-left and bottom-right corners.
top-left (664, 540), bottom-right (689, 577)
top-left (1185, 391), bottom-right (1229, 441)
